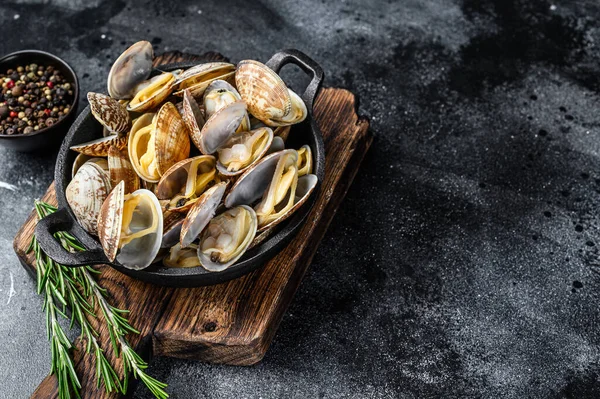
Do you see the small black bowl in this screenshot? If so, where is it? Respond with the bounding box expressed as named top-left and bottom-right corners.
top-left (0, 50), bottom-right (79, 152)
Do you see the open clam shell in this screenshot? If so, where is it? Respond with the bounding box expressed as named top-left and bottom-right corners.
top-left (236, 60), bottom-right (291, 122)
top-left (181, 89), bottom-right (205, 150)
top-left (127, 72), bottom-right (176, 113)
top-left (180, 181), bottom-right (228, 247)
top-left (87, 92), bottom-right (131, 134)
top-left (195, 101), bottom-right (247, 155)
top-left (197, 205), bottom-right (257, 272)
top-left (98, 182), bottom-right (164, 269)
top-left (257, 173), bottom-right (317, 232)
top-left (203, 79), bottom-right (251, 131)
top-left (107, 40), bottom-right (153, 100)
top-left (216, 127), bottom-right (273, 176)
top-left (254, 150), bottom-right (299, 229)
top-left (66, 162), bottom-right (112, 235)
top-left (128, 102), bottom-right (190, 183)
top-left (296, 144), bottom-right (313, 176)
top-left (108, 145), bottom-right (140, 194)
top-left (72, 155), bottom-right (107, 178)
top-left (70, 134), bottom-right (128, 157)
top-left (173, 62), bottom-right (235, 97)
top-left (156, 155), bottom-right (218, 212)
top-left (164, 243), bottom-right (201, 268)
top-left (264, 89), bottom-right (307, 126)
top-left (224, 149), bottom-right (295, 208)
top-left (161, 214), bottom-right (185, 250)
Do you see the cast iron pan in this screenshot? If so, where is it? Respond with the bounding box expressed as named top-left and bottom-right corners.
top-left (34, 49), bottom-right (325, 287)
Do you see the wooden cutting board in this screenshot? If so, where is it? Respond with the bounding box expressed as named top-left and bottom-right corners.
top-left (12, 51), bottom-right (372, 398)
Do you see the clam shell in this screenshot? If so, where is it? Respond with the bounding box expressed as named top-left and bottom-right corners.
top-left (297, 144), bottom-right (313, 176)
top-left (127, 72), bottom-right (176, 113)
top-left (267, 136), bottom-right (285, 154)
top-left (216, 127), bottom-right (274, 176)
top-left (254, 150), bottom-right (299, 228)
top-left (128, 113), bottom-right (156, 182)
top-left (180, 181), bottom-right (227, 247)
top-left (156, 155), bottom-right (216, 213)
top-left (66, 162), bottom-right (112, 235)
top-left (181, 89), bottom-right (205, 150)
top-left (129, 103), bottom-right (190, 183)
top-left (116, 189), bottom-right (164, 270)
top-left (197, 205), bottom-right (257, 272)
top-left (164, 243), bottom-right (201, 268)
top-left (154, 102), bottom-right (191, 176)
top-left (71, 154), bottom-right (107, 178)
top-left (70, 134), bottom-right (127, 157)
top-left (203, 79), bottom-right (251, 132)
top-left (224, 149), bottom-right (295, 208)
top-left (87, 92), bottom-right (131, 134)
top-left (107, 40), bottom-right (153, 99)
top-left (235, 60), bottom-right (291, 123)
top-left (264, 89), bottom-right (307, 126)
top-left (108, 145), bottom-right (140, 194)
top-left (257, 173), bottom-right (317, 232)
top-left (98, 181), bottom-right (125, 262)
top-left (161, 215), bottom-right (185, 250)
top-left (178, 71), bottom-right (236, 98)
top-left (196, 101), bottom-right (247, 154)
top-left (98, 183), bottom-right (164, 269)
top-left (173, 62), bottom-right (235, 96)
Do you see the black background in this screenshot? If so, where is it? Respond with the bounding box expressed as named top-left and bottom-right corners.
top-left (1, 0), bottom-right (600, 397)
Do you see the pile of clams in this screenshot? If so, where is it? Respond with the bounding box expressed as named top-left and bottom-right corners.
top-left (66, 41), bottom-right (318, 272)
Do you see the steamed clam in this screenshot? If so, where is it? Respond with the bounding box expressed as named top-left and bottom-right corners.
top-left (66, 41), bottom-right (319, 274)
top-left (128, 102), bottom-right (190, 183)
top-left (66, 160), bottom-right (112, 235)
top-left (192, 100), bottom-right (247, 155)
top-left (180, 181), bottom-right (228, 247)
top-left (173, 62), bottom-right (235, 97)
top-left (296, 144), bottom-right (313, 176)
top-left (107, 40), bottom-right (153, 100)
top-left (98, 181), bottom-right (163, 269)
top-left (127, 72), bottom-right (176, 112)
top-left (108, 145), bottom-right (140, 194)
top-left (235, 60), bottom-right (307, 126)
top-left (203, 80), bottom-right (251, 131)
top-left (156, 155), bottom-right (219, 212)
top-left (197, 205), bottom-right (257, 272)
top-left (216, 127), bottom-right (273, 176)
top-left (225, 149), bottom-right (318, 231)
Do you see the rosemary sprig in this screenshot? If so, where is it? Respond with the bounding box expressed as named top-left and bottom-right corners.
top-left (29, 201), bottom-right (168, 399)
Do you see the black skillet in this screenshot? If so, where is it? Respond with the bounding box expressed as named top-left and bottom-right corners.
top-left (34, 49), bottom-right (325, 287)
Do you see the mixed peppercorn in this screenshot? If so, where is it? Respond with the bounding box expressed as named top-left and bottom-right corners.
top-left (0, 64), bottom-right (74, 135)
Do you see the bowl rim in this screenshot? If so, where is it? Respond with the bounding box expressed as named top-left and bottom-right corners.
top-left (0, 49), bottom-right (80, 140)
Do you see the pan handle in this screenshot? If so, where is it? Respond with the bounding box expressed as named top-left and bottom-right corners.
top-left (35, 208), bottom-right (109, 267)
top-left (266, 49), bottom-right (325, 109)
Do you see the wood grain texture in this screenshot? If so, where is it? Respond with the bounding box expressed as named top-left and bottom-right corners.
top-left (12, 51), bottom-right (371, 398)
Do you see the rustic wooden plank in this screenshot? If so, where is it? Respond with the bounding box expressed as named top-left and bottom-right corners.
top-left (12, 50), bottom-right (371, 398)
top-left (152, 87), bottom-right (372, 365)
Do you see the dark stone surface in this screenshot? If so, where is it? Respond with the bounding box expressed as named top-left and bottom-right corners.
top-left (1, 0), bottom-right (600, 397)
